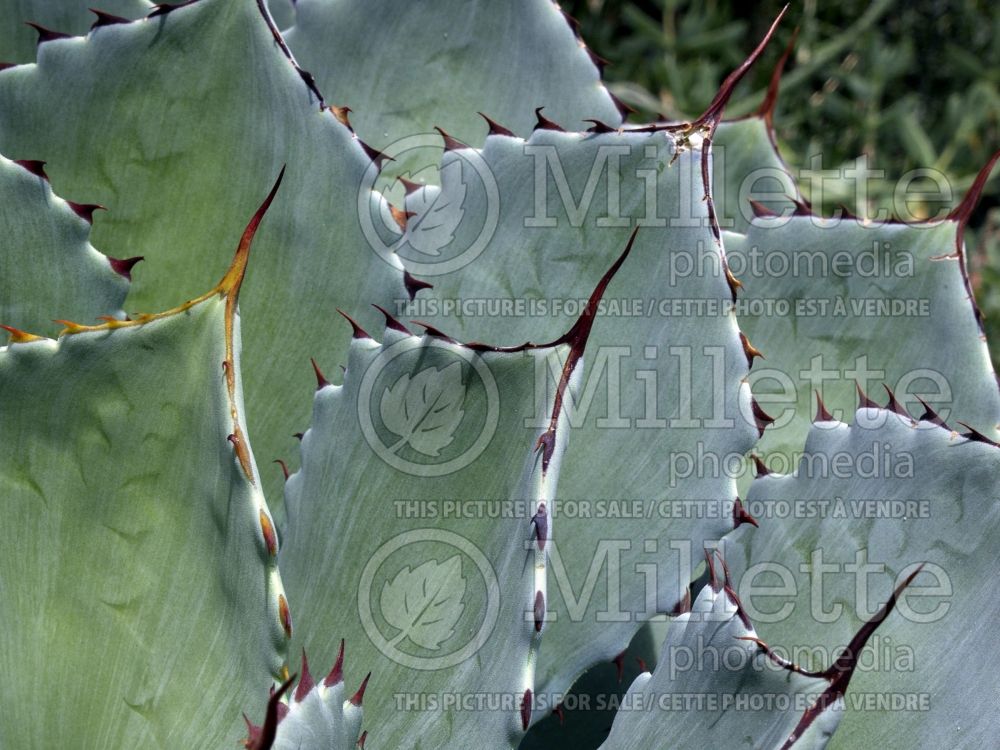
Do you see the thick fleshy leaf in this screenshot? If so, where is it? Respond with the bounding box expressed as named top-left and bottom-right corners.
top-left (394, 127), bottom-right (761, 704)
top-left (600, 582), bottom-right (831, 750)
top-left (732, 214), bottom-right (1000, 477)
top-left (282, 0), bottom-right (621, 180)
top-left (0, 195), bottom-right (288, 746)
top-left (0, 0), bottom-right (408, 510)
top-left (242, 654), bottom-right (365, 750)
top-left (723, 405), bottom-right (1000, 748)
top-left (279, 321), bottom-right (579, 748)
top-left (0, 152), bottom-right (128, 334)
top-left (0, 0), bottom-right (150, 64)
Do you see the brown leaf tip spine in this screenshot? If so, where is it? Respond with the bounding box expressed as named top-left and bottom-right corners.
top-left (14, 159), bottom-right (48, 180)
top-left (310, 357), bottom-right (330, 390)
top-left (435, 126), bottom-right (468, 152)
top-left (324, 639), bottom-right (345, 686)
top-left (478, 112), bottom-right (515, 137)
top-left (533, 590), bottom-right (545, 632)
top-left (295, 649), bottom-right (314, 702)
top-left (520, 688), bottom-right (532, 731)
top-left (882, 385), bottom-right (909, 417)
top-left (403, 270), bottom-right (433, 300)
top-left (733, 497), bottom-right (759, 528)
top-left (259, 510), bottom-right (277, 556)
top-left (856, 382), bottom-right (879, 410)
top-left (67, 201), bottom-right (106, 223)
top-left (750, 399), bottom-right (775, 436)
top-left (90, 9), bottom-right (132, 29)
top-left (531, 503), bottom-right (548, 551)
top-left (25, 22), bottom-right (71, 44)
top-left (371, 304), bottom-right (411, 335)
top-left (740, 332), bottom-right (763, 367)
top-left (814, 391), bottom-right (834, 422)
top-left (337, 309), bottom-right (371, 340)
top-left (278, 593), bottom-right (292, 637)
top-left (584, 119), bottom-right (617, 134)
top-left (350, 672), bottom-right (371, 706)
top-left (273, 459), bottom-right (290, 481)
top-left (534, 107), bottom-right (565, 132)
top-left (108, 255), bottom-right (144, 280)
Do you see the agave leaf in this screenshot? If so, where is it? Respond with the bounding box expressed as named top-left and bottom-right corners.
top-left (732, 212), bottom-right (1000, 477)
top-left (0, 0), bottom-right (150, 64)
top-left (281, 0), bottom-right (621, 180)
top-left (724, 405), bottom-right (1000, 749)
top-left (392, 126), bottom-right (763, 707)
top-left (600, 560), bottom-right (916, 750)
top-left (0, 152), bottom-right (129, 334)
top-left (278, 237), bottom-right (635, 748)
top-left (0, 0), bottom-right (408, 511)
top-left (0, 178), bottom-right (287, 746)
top-left (279, 326), bottom-right (575, 748)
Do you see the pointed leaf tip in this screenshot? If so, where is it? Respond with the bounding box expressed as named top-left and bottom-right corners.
top-left (273, 459), bottom-right (290, 481)
top-left (520, 688), bottom-right (532, 730)
top-left (328, 104), bottom-right (353, 130)
top-left (350, 672), bottom-right (371, 706)
top-left (310, 357), bottom-right (330, 390)
top-left (915, 396), bottom-right (948, 428)
top-left (324, 639), bottom-right (345, 686)
top-left (336, 309), bottom-right (371, 340)
top-left (108, 255), bottom-right (144, 280)
top-left (882, 385), bottom-right (909, 417)
top-left (750, 399), bottom-right (775, 436)
top-left (856, 382), bottom-right (879, 410)
top-left (217, 167), bottom-right (285, 298)
top-left (67, 201), bottom-right (106, 223)
top-left (403, 270), bottom-right (433, 300)
top-left (434, 126), bottom-right (468, 152)
top-left (371, 304), bottom-right (410, 335)
top-left (1, 325), bottom-right (45, 344)
top-left (294, 649), bottom-right (314, 703)
top-left (584, 118), bottom-right (617, 134)
top-left (478, 112), bottom-right (515, 138)
top-left (957, 422), bottom-right (1000, 447)
top-left (694, 4), bottom-right (788, 130)
top-left (740, 332), bottom-right (763, 366)
top-left (25, 22), bottom-right (72, 45)
top-left (533, 590), bottom-right (545, 632)
top-left (733, 496), bottom-right (760, 528)
top-left (534, 107), bottom-right (565, 132)
top-left (814, 391), bottom-right (834, 422)
top-left (14, 160), bottom-right (48, 180)
top-left (89, 9), bottom-right (131, 28)
top-left (357, 139), bottom-right (392, 169)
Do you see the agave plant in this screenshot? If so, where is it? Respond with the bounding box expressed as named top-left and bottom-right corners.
top-left (0, 1), bottom-right (997, 748)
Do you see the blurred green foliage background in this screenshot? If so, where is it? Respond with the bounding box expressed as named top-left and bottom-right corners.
top-left (565, 0), bottom-right (1000, 368)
